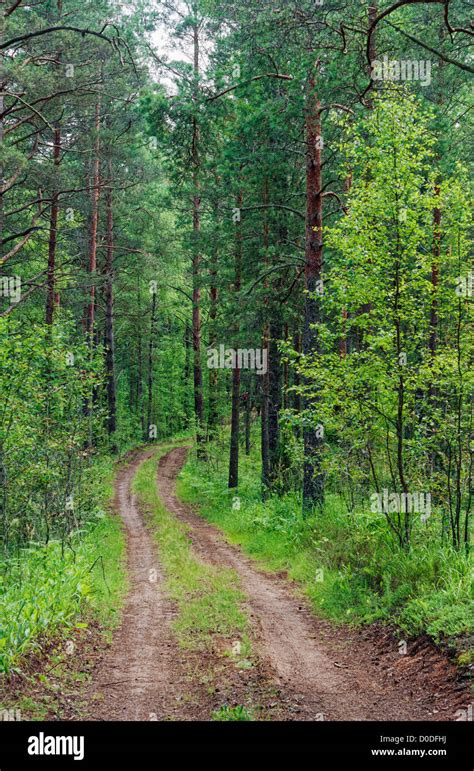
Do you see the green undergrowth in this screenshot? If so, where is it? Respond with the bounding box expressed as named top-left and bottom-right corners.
top-left (211, 704), bottom-right (255, 721)
top-left (178, 439), bottom-right (473, 657)
top-left (132, 445), bottom-right (252, 661)
top-left (0, 455), bottom-right (127, 676)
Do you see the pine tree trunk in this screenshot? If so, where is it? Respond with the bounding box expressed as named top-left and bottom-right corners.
top-left (86, 98), bottom-right (101, 341)
top-left (293, 330), bottom-right (302, 420)
top-left (228, 365), bottom-right (241, 488)
top-left (191, 22), bottom-right (205, 455)
top-left (261, 341), bottom-right (270, 496)
top-left (261, 179), bottom-right (270, 497)
top-left (302, 69), bottom-right (324, 514)
top-left (268, 320), bottom-right (281, 485)
top-left (283, 323), bottom-right (289, 409)
top-left (46, 122), bottom-right (61, 325)
top-left (429, 187), bottom-right (441, 361)
top-left (104, 158), bottom-right (117, 445)
top-left (183, 324), bottom-right (192, 428)
top-left (228, 191), bottom-right (242, 489)
top-left (245, 380), bottom-right (252, 456)
top-left (147, 291), bottom-right (157, 439)
top-left (208, 200), bottom-right (219, 438)
top-left (83, 98), bottom-right (101, 446)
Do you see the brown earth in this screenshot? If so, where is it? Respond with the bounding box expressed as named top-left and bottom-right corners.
top-left (78, 446), bottom-right (283, 721)
top-left (82, 447), bottom-right (190, 720)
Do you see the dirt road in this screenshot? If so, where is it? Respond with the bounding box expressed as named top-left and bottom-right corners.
top-left (86, 446), bottom-right (467, 721)
top-left (86, 449), bottom-right (197, 720)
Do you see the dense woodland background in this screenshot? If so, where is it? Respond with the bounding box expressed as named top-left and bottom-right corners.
top-left (0, 0), bottom-right (472, 675)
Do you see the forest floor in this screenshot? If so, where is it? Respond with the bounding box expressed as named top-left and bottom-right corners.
top-left (3, 445), bottom-right (469, 722)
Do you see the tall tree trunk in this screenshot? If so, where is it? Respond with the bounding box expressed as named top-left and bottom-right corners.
top-left (244, 378), bottom-right (252, 456)
top-left (147, 291), bottom-right (157, 439)
top-left (0, 36), bottom-right (5, 253)
top-left (261, 327), bottom-right (270, 495)
top-left (104, 158), bottom-right (116, 445)
top-left (268, 320), bottom-right (281, 485)
top-left (136, 281), bottom-right (144, 434)
top-left (266, 168), bottom-right (286, 485)
top-left (228, 191), bottom-right (242, 489)
top-left (367, 3), bottom-right (378, 108)
top-left (86, 98), bottom-right (101, 341)
top-left (228, 366), bottom-right (241, 488)
top-left (191, 22), bottom-right (205, 455)
top-left (208, 198), bottom-right (219, 438)
top-left (183, 324), bottom-right (192, 429)
top-left (427, 32), bottom-right (445, 473)
top-left (83, 98), bottom-right (101, 447)
top-left (45, 3), bottom-right (63, 323)
top-left (293, 330), bottom-right (302, 418)
top-left (351, 2), bottom-right (378, 349)
top-left (394, 200), bottom-right (409, 546)
top-left (429, 185), bottom-right (441, 362)
top-left (283, 323), bottom-right (289, 409)
top-left (302, 68), bottom-right (324, 514)
top-left (261, 179), bottom-right (270, 496)
top-left (45, 122), bottom-right (61, 324)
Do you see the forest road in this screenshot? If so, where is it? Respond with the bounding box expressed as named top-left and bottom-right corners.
top-left (86, 446), bottom-right (466, 721)
top-left (155, 446), bottom-right (467, 722)
top-left (86, 448), bottom-right (200, 720)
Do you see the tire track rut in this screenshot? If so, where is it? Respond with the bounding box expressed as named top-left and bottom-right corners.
top-left (86, 449), bottom-right (188, 720)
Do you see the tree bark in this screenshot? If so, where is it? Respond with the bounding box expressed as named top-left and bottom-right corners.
top-left (45, 122), bottom-right (61, 324)
top-left (367, 3), bottom-right (378, 108)
top-left (208, 198), bottom-right (219, 438)
top-left (268, 320), bottom-right (281, 484)
top-left (191, 22), bottom-right (205, 455)
top-left (228, 190), bottom-right (242, 489)
top-left (104, 158), bottom-right (116, 445)
top-left (261, 179), bottom-right (270, 496)
top-left (293, 330), bottom-right (302, 422)
top-left (228, 365), bottom-right (241, 488)
top-left (86, 98), bottom-right (101, 341)
top-left (302, 68), bottom-right (324, 514)
top-left (244, 380), bottom-right (252, 456)
top-left (147, 291), bottom-right (157, 439)
top-left (183, 324), bottom-right (192, 428)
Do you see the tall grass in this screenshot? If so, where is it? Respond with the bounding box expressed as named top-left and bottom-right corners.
top-left (0, 457), bottom-right (126, 674)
